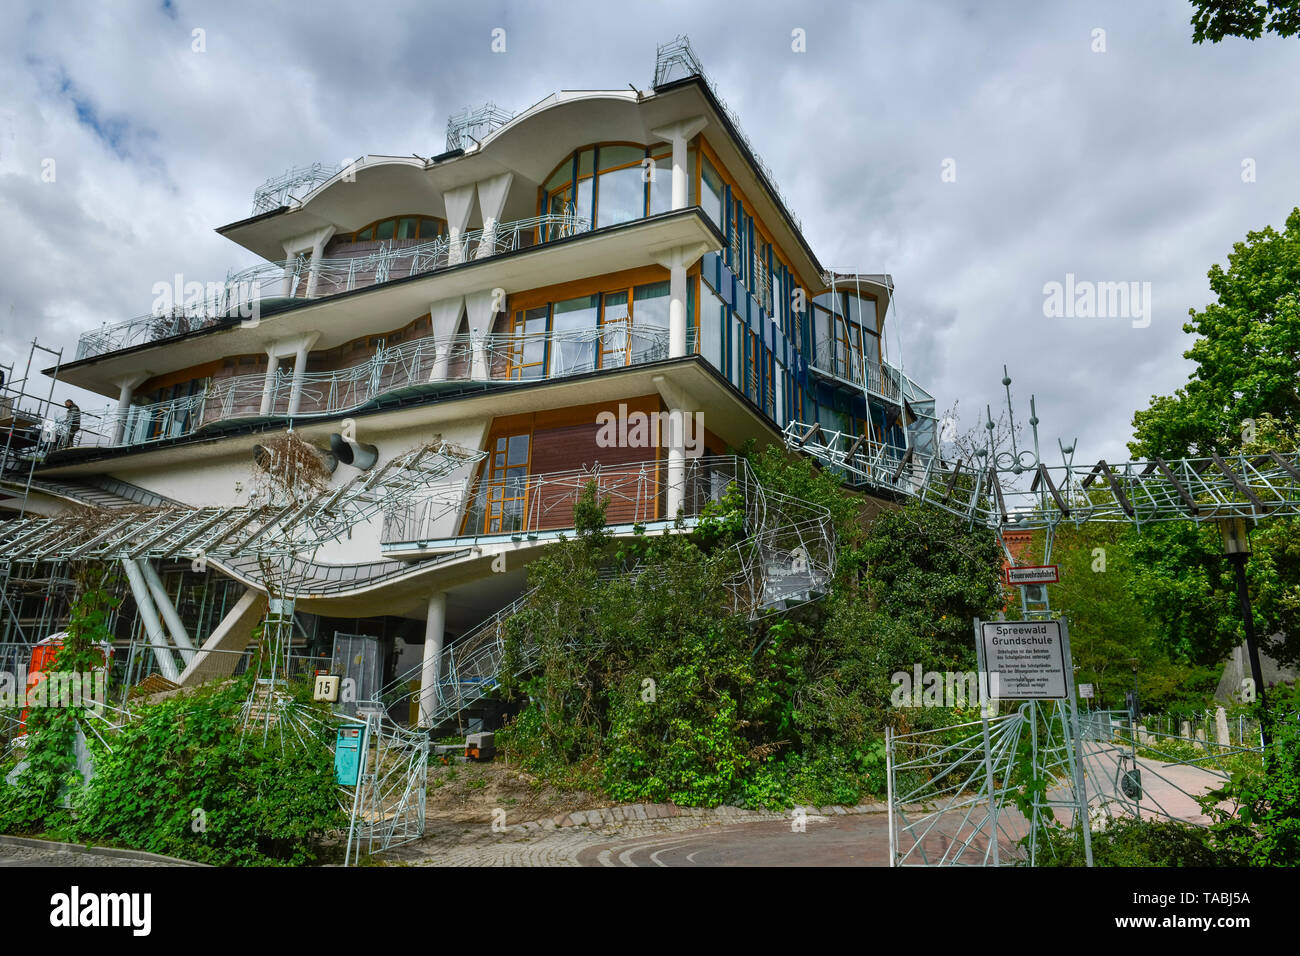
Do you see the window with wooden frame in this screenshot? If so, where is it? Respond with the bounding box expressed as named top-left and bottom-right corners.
top-left (541, 143), bottom-right (695, 239)
top-left (351, 215), bottom-right (447, 243)
top-left (506, 306), bottom-right (550, 380)
top-left (462, 433), bottom-right (532, 535)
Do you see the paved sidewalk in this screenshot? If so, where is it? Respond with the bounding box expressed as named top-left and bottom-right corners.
top-left (0, 835), bottom-right (194, 867)
top-left (383, 803), bottom-right (888, 867)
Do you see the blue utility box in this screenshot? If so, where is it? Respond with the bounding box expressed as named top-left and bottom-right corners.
top-left (335, 726), bottom-right (364, 785)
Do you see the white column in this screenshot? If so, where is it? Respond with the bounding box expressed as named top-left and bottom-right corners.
top-left (653, 376), bottom-right (693, 521)
top-left (475, 172), bottom-right (514, 259)
top-left (110, 374), bottom-right (147, 445)
top-left (651, 117), bottom-right (707, 211)
top-left (465, 289), bottom-right (498, 381)
top-left (653, 243), bottom-right (711, 360)
top-left (280, 248), bottom-right (295, 297)
top-left (259, 352), bottom-right (279, 416)
top-left (122, 559), bottom-right (180, 683)
top-left (669, 259), bottom-right (688, 358)
top-left (139, 560), bottom-right (195, 666)
top-left (303, 236), bottom-right (326, 298)
top-left (418, 591), bottom-right (447, 728)
top-left (428, 297), bottom-right (465, 383)
top-left (444, 183), bottom-right (476, 265)
top-left (286, 341), bottom-right (311, 417)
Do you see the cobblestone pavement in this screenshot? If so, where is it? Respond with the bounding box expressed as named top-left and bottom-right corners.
top-left (0, 842), bottom-right (181, 867)
top-left (384, 804), bottom-right (889, 867)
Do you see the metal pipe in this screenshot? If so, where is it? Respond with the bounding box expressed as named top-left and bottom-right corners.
top-left (138, 559), bottom-right (195, 666)
top-left (121, 559), bottom-right (180, 682)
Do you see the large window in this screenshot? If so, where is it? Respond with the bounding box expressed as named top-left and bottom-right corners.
top-left (700, 156), bottom-right (723, 229)
top-left (506, 306), bottom-right (550, 379)
top-left (464, 433), bottom-right (531, 534)
top-left (351, 215), bottom-right (446, 242)
top-left (542, 143), bottom-right (695, 238)
top-left (550, 295), bottom-right (600, 373)
top-left (506, 280), bottom-right (671, 380)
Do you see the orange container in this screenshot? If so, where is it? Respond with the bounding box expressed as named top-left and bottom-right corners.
top-left (18, 633), bottom-right (112, 732)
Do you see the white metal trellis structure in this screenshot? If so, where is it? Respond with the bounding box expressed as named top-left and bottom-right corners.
top-left (341, 711), bottom-right (430, 865)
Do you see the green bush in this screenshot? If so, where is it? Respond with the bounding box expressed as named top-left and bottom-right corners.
top-left (497, 451), bottom-right (1007, 811)
top-left (72, 677), bottom-right (346, 866)
top-left (1198, 682), bottom-right (1300, 865)
top-left (1038, 817), bottom-right (1243, 867)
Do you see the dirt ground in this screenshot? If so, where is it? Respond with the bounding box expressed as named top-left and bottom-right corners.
top-left (425, 758), bottom-right (610, 824)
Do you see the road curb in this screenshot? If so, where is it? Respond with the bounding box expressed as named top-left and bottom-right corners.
top-left (525, 800), bottom-right (889, 832)
top-left (0, 833), bottom-right (207, 866)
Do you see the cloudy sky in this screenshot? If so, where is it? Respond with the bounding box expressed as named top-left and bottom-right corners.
top-left (1, 0), bottom-right (1296, 463)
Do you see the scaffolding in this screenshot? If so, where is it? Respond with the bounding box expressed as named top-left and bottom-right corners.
top-left (653, 35), bottom-right (804, 235)
top-left (250, 162), bottom-right (344, 216)
top-left (0, 339), bottom-right (66, 644)
top-left (445, 103), bottom-right (515, 153)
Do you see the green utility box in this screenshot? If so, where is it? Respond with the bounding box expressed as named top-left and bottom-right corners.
top-left (335, 726), bottom-right (364, 785)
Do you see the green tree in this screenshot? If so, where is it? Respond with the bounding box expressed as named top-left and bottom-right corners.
top-left (0, 567), bottom-right (117, 836)
top-left (1191, 0), bottom-right (1300, 43)
top-left (1128, 210), bottom-right (1300, 665)
top-left (1048, 523), bottom-right (1220, 709)
top-left (1130, 208), bottom-right (1300, 459)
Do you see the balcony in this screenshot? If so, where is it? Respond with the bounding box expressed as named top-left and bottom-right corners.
top-left (63, 323), bottom-right (670, 453)
top-left (808, 339), bottom-right (903, 404)
top-left (74, 211), bottom-right (591, 362)
top-left (381, 456), bottom-right (748, 553)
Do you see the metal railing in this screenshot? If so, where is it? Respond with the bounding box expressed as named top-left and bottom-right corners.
top-left (74, 210), bottom-right (592, 362)
top-left (69, 323), bottom-right (669, 451)
top-left (383, 458), bottom-right (689, 546)
top-left (809, 339), bottom-right (903, 402)
top-left (251, 162), bottom-right (344, 216)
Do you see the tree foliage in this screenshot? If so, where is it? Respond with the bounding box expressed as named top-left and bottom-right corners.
top-left (1190, 0), bottom-right (1300, 43)
top-left (1130, 208), bottom-right (1300, 459)
top-left (497, 452), bottom-right (1008, 808)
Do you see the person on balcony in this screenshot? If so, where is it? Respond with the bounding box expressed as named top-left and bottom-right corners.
top-left (60, 399), bottom-right (81, 448)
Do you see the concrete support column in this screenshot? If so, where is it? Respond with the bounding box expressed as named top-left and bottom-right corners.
top-left (138, 560), bottom-right (195, 666)
top-left (651, 117), bottom-right (707, 211)
top-left (475, 172), bottom-right (514, 259)
top-left (418, 591), bottom-right (447, 729)
top-left (110, 373), bottom-right (148, 446)
top-left (669, 259), bottom-right (688, 359)
top-left (653, 245), bottom-right (711, 359)
top-left (303, 235), bottom-right (326, 299)
top-left (259, 352), bottom-right (280, 416)
top-left (280, 252), bottom-right (295, 297)
top-left (465, 289), bottom-right (499, 381)
top-left (444, 184), bottom-right (476, 265)
top-left (653, 376), bottom-right (694, 521)
top-left (428, 297), bottom-right (465, 383)
top-left (286, 340), bottom-right (311, 417)
top-left (122, 559), bottom-right (180, 683)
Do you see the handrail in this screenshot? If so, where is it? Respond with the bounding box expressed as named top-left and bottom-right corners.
top-left (68, 324), bottom-right (669, 451)
top-left (75, 210), bottom-right (592, 361)
top-left (808, 339), bottom-right (902, 402)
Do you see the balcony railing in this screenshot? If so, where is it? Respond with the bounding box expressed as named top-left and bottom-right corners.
top-left (74, 211), bottom-right (592, 362)
top-left (64, 323), bottom-right (669, 452)
top-left (809, 340), bottom-right (902, 403)
top-left (382, 456), bottom-right (747, 547)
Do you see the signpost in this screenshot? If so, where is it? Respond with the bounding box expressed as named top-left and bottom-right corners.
top-left (1006, 565), bottom-right (1059, 585)
top-left (974, 616), bottom-right (1093, 867)
top-left (978, 619), bottom-right (1068, 700)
